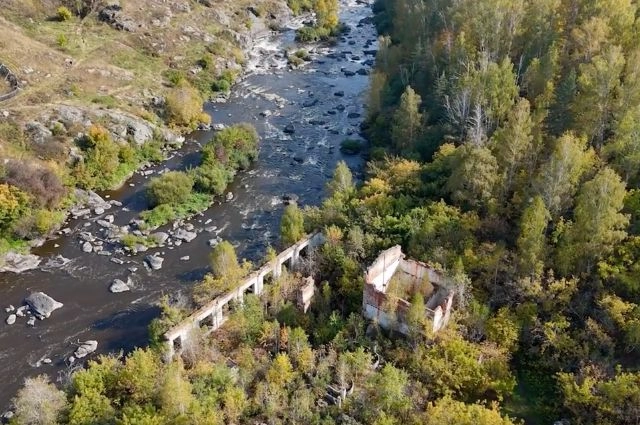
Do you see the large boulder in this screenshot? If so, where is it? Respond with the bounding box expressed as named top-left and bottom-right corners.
top-left (24, 292), bottom-right (63, 319)
top-left (0, 253), bottom-right (41, 273)
top-left (173, 228), bottom-right (197, 243)
top-left (145, 255), bottom-right (164, 270)
top-left (150, 232), bottom-right (169, 245)
top-left (74, 340), bottom-right (98, 358)
top-left (109, 279), bottom-right (130, 293)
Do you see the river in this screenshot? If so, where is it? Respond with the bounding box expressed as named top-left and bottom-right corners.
top-left (0, 0), bottom-right (376, 411)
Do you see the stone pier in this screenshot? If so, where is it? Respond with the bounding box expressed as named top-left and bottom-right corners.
top-left (164, 232), bottom-right (324, 357)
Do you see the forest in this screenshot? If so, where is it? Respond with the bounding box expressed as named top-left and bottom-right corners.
top-left (7, 0), bottom-right (640, 424)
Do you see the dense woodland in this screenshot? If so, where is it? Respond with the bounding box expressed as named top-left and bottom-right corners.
top-left (8, 0), bottom-right (640, 424)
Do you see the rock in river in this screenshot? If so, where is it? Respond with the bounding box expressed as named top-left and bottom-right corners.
top-left (74, 340), bottom-right (98, 359)
top-left (145, 255), bottom-right (164, 270)
top-left (82, 242), bottom-right (93, 253)
top-left (25, 292), bottom-right (63, 319)
top-left (109, 279), bottom-right (130, 293)
top-left (283, 123), bottom-right (295, 134)
top-left (174, 228), bottom-right (197, 243)
top-left (0, 252), bottom-right (41, 273)
top-left (6, 314), bottom-right (16, 325)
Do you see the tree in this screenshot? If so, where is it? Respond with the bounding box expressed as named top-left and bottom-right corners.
top-left (315, 0), bottom-right (339, 30)
top-left (280, 204), bottom-right (305, 245)
top-left (68, 390), bottom-right (115, 425)
top-left (115, 349), bottom-right (160, 404)
top-left (534, 132), bottom-right (594, 218)
top-left (366, 364), bottom-right (410, 419)
top-left (603, 105), bottom-right (640, 184)
top-left (422, 396), bottom-right (517, 425)
top-left (158, 361), bottom-right (193, 418)
top-left (446, 145), bottom-right (499, 212)
top-left (391, 86), bottom-right (422, 152)
top-left (490, 98), bottom-right (534, 196)
top-left (557, 167), bottom-right (629, 274)
top-left (266, 353), bottom-right (295, 388)
top-left (11, 375), bottom-right (67, 425)
top-left (516, 196), bottom-right (550, 277)
top-left (573, 45), bottom-right (625, 146)
top-left (327, 160), bottom-right (354, 197)
top-left (209, 240), bottom-right (241, 279)
top-left (147, 171), bottom-right (194, 207)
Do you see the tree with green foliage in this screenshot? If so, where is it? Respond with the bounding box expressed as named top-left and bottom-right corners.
top-left (280, 203), bottom-right (305, 245)
top-left (446, 145), bottom-right (499, 212)
top-left (209, 240), bottom-right (241, 279)
top-left (516, 196), bottom-right (550, 277)
top-left (391, 85), bottom-right (422, 152)
top-left (422, 396), bottom-right (518, 425)
top-left (557, 167), bottom-right (628, 274)
top-left (534, 132), bottom-right (594, 218)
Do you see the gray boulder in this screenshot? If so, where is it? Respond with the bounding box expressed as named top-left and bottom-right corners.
top-left (74, 340), bottom-right (98, 358)
top-left (174, 228), bottom-right (197, 243)
top-left (150, 232), bottom-right (169, 245)
top-left (6, 314), bottom-right (16, 325)
top-left (82, 242), bottom-right (93, 253)
top-left (109, 279), bottom-right (130, 293)
top-left (25, 292), bottom-right (63, 319)
top-left (145, 255), bottom-right (164, 270)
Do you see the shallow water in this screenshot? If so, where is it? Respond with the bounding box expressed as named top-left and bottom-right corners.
top-left (0, 0), bottom-right (376, 409)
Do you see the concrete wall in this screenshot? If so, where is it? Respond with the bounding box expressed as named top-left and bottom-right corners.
top-left (362, 246), bottom-right (452, 335)
top-left (164, 232), bottom-right (323, 357)
top-left (364, 245), bottom-right (403, 291)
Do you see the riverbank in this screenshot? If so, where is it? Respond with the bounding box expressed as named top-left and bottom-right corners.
top-left (0, 0), bottom-right (377, 413)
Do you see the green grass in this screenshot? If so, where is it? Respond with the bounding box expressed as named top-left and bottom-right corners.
top-left (140, 192), bottom-right (211, 229)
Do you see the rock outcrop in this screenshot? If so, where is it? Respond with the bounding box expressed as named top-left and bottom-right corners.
top-left (0, 253), bottom-right (41, 274)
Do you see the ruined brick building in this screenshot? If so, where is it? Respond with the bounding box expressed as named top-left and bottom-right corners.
top-left (363, 245), bottom-right (454, 335)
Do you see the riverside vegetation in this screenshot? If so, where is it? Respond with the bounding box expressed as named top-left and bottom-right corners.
top-left (8, 0), bottom-right (640, 424)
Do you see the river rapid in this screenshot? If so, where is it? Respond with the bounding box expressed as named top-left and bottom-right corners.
top-left (0, 0), bottom-right (376, 410)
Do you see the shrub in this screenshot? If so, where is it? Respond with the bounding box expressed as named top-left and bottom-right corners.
top-left (56, 6), bottom-right (72, 21)
top-left (0, 184), bottom-right (28, 231)
top-left (56, 33), bottom-right (68, 48)
top-left (295, 26), bottom-right (331, 42)
top-left (165, 82), bottom-right (206, 128)
top-left (193, 162), bottom-right (231, 195)
top-left (164, 69), bottom-right (186, 87)
top-left (212, 78), bottom-right (231, 93)
top-left (3, 160), bottom-right (66, 209)
top-left (147, 171), bottom-right (194, 207)
top-left (340, 138), bottom-right (363, 155)
top-left (203, 123), bottom-right (259, 170)
top-left (33, 209), bottom-right (64, 235)
top-left (198, 54), bottom-right (214, 70)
